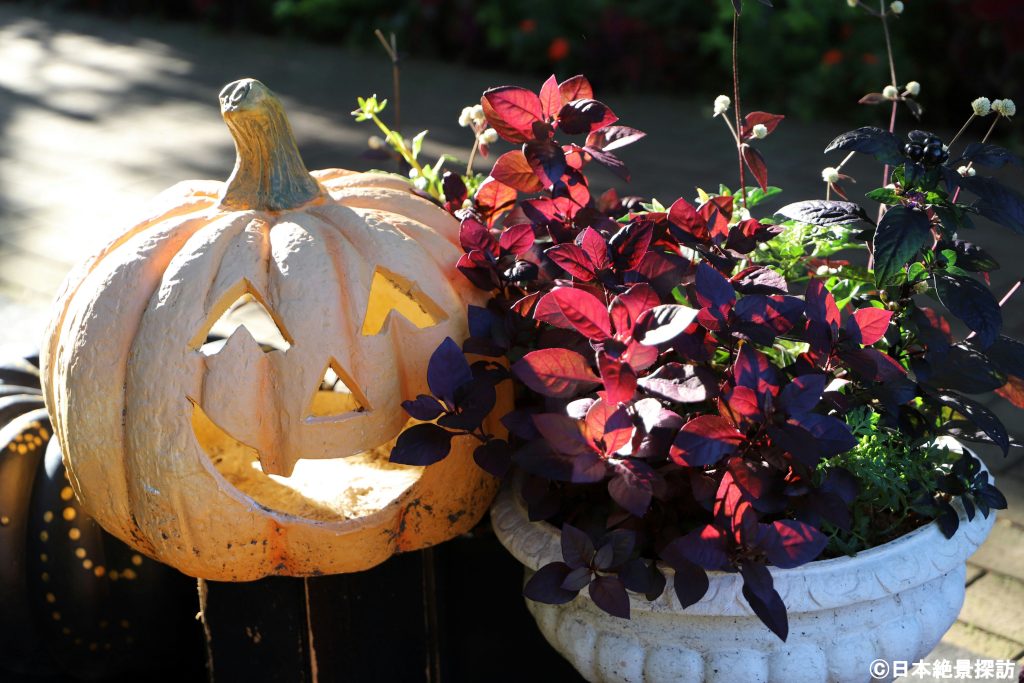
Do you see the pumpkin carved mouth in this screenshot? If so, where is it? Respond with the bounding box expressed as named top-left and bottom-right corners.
top-left (190, 398), bottom-right (421, 522)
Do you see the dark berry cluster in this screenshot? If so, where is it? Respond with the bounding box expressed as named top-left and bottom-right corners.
top-left (904, 134), bottom-right (948, 166)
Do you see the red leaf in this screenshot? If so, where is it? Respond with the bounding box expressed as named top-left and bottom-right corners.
top-left (698, 196), bottom-right (733, 242)
top-left (741, 143), bottom-right (769, 192)
top-left (538, 75), bottom-right (561, 120)
top-left (491, 150), bottom-right (544, 192)
top-left (474, 178), bottom-right (518, 226)
top-left (533, 292), bottom-right (574, 329)
top-left (609, 283), bottom-right (661, 337)
top-left (481, 86), bottom-right (543, 143)
top-left (719, 384), bottom-right (762, 427)
top-left (847, 307), bottom-right (893, 345)
top-left (546, 243), bottom-right (596, 281)
top-left (598, 353), bottom-right (637, 406)
top-left (499, 223), bottom-right (535, 256)
top-left (609, 221), bottom-right (653, 271)
top-left (669, 415), bottom-right (744, 467)
top-left (578, 227), bottom-right (611, 271)
top-left (558, 75), bottom-right (594, 104)
top-left (741, 111), bottom-right (785, 140)
top-left (512, 348), bottom-right (601, 398)
top-left (550, 287), bottom-right (613, 340)
top-left (459, 217), bottom-right (496, 255)
top-left (667, 197), bottom-right (710, 243)
top-left (586, 399), bottom-right (633, 455)
top-left (996, 375), bottom-right (1024, 409)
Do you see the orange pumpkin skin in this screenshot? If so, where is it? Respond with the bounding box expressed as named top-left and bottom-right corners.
top-left (42, 80), bottom-right (507, 581)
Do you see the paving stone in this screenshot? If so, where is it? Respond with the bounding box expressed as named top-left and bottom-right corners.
top-left (941, 621), bottom-right (1024, 661)
top-left (965, 563), bottom-right (985, 584)
top-left (959, 572), bottom-right (1024, 644)
top-left (969, 520), bottom-right (1024, 583)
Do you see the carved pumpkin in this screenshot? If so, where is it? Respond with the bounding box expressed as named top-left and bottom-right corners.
top-left (0, 350), bottom-right (198, 679)
top-left (42, 79), bottom-right (504, 581)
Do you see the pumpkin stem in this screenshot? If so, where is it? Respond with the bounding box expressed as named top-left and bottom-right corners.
top-left (218, 79), bottom-right (325, 212)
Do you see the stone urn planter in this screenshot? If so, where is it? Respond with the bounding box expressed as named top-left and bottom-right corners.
top-left (491, 473), bottom-right (995, 683)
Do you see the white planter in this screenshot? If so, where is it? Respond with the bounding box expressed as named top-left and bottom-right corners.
top-left (491, 476), bottom-right (995, 683)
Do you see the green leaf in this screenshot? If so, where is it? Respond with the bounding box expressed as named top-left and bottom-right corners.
top-left (872, 206), bottom-right (932, 287)
top-left (865, 188), bottom-right (901, 204)
top-left (412, 130), bottom-right (428, 162)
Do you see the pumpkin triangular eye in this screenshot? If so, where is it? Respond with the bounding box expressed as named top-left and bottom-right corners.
top-left (306, 358), bottom-right (372, 421)
top-left (360, 266), bottom-right (448, 336)
top-left (193, 279), bottom-right (291, 355)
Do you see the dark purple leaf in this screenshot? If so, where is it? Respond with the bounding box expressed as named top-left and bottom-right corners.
top-left (561, 566), bottom-right (594, 591)
top-left (932, 391), bottom-right (1009, 455)
top-left (660, 524), bottom-right (729, 571)
top-left (670, 415), bottom-right (744, 467)
top-left (473, 439), bottom-right (512, 478)
top-left (561, 523), bottom-right (596, 568)
top-left (954, 174), bottom-right (1024, 234)
top-left (824, 126), bottom-right (903, 165)
top-left (934, 273), bottom-right (1002, 349)
top-left (789, 413), bottom-right (858, 459)
top-left (804, 279), bottom-right (841, 333)
top-left (402, 394), bottom-right (445, 421)
top-left (389, 423), bottom-right (454, 466)
top-left (672, 558), bottom-right (710, 608)
top-left (695, 262), bottom-right (736, 328)
top-left (557, 99), bottom-right (618, 135)
top-left (733, 295), bottom-right (804, 344)
top-left (922, 344), bottom-right (1006, 393)
top-left (759, 520), bottom-right (827, 568)
top-left (774, 200), bottom-right (869, 228)
top-left (740, 562), bottom-right (788, 641)
top-left (524, 562), bottom-right (578, 604)
top-left (872, 206), bottom-right (932, 286)
top-left (427, 337), bottom-right (474, 404)
top-left (777, 375), bottom-right (826, 416)
top-left (618, 559), bottom-right (666, 601)
top-left (731, 265), bottom-right (788, 295)
top-left (608, 459), bottom-right (654, 517)
top-left (583, 145), bottom-right (630, 181)
top-left (585, 125), bottom-right (646, 152)
top-left (637, 363), bottom-right (717, 403)
top-left (588, 576), bottom-right (630, 619)
top-left (533, 413), bottom-right (595, 457)
top-left (984, 336), bottom-right (1024, 378)
top-left (515, 439), bottom-right (607, 483)
top-left (959, 142), bottom-right (1022, 169)
top-left (634, 305), bottom-right (700, 347)
top-left (524, 138), bottom-right (569, 189)
top-left (733, 345), bottom-right (780, 397)
top-left (502, 410), bottom-right (541, 440)
top-left (512, 348), bottom-right (600, 398)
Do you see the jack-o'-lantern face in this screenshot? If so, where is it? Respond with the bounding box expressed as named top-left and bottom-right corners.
top-left (42, 79), bottom-right (506, 580)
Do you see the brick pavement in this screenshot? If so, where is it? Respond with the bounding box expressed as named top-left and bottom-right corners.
top-left (0, 5), bottom-right (1021, 680)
